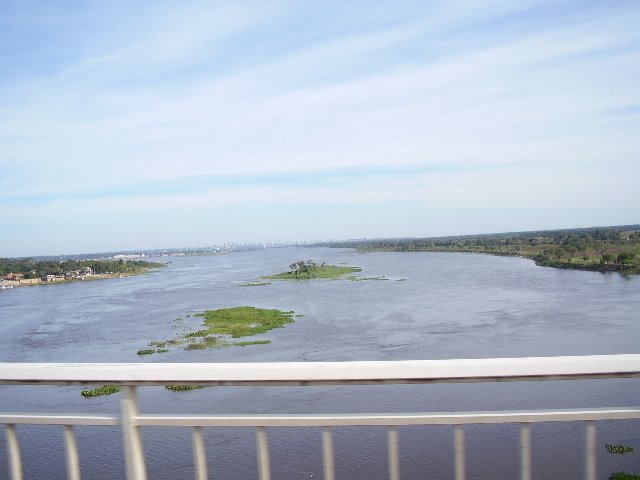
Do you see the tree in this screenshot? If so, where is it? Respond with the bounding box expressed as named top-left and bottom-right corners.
top-left (592, 241), bottom-right (608, 257)
top-left (288, 260), bottom-right (319, 276)
top-left (550, 247), bottom-right (564, 261)
top-left (616, 252), bottom-right (635, 264)
top-left (576, 241), bottom-right (589, 258)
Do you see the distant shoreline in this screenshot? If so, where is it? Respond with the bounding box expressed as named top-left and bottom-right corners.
top-left (317, 225), bottom-right (640, 275)
top-left (357, 247), bottom-right (640, 274)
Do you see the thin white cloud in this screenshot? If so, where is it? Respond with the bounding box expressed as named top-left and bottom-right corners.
top-left (2, 159), bottom-right (636, 226)
top-left (1, 0), bottom-right (639, 253)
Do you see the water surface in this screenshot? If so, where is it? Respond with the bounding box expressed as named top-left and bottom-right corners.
top-left (1, 248), bottom-right (639, 479)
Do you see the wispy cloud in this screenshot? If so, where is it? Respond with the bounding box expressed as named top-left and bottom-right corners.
top-left (1, 0), bottom-right (639, 255)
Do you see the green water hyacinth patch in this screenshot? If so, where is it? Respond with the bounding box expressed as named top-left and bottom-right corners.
top-left (81, 385), bottom-right (120, 397)
top-left (233, 340), bottom-right (272, 346)
top-left (165, 385), bottom-right (203, 391)
top-left (136, 306), bottom-right (298, 355)
top-left (136, 349), bottom-right (156, 355)
top-left (607, 444), bottom-right (635, 455)
top-left (194, 306), bottom-right (294, 338)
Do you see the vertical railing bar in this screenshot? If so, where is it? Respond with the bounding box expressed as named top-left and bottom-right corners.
top-left (519, 424), bottom-right (531, 480)
top-left (5, 424), bottom-right (23, 480)
top-left (192, 426), bottom-right (207, 480)
top-left (256, 427), bottom-right (271, 480)
top-left (388, 426), bottom-right (400, 480)
top-left (321, 427), bottom-right (335, 480)
top-left (64, 425), bottom-right (81, 480)
top-left (454, 425), bottom-right (465, 480)
top-left (585, 421), bottom-right (596, 480)
top-left (120, 386), bottom-right (147, 480)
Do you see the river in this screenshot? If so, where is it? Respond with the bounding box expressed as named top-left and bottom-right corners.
top-left (1, 248), bottom-right (639, 479)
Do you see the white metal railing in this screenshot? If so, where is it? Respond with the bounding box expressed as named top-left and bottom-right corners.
top-left (2, 355), bottom-right (640, 480)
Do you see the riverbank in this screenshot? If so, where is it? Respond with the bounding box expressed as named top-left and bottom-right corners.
top-left (317, 225), bottom-right (640, 275)
top-left (356, 247), bottom-right (640, 274)
top-left (0, 260), bottom-right (165, 288)
top-left (0, 271), bottom-right (150, 288)
top-left (530, 254), bottom-right (640, 273)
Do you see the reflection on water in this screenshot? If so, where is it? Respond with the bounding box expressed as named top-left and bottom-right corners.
top-left (1, 248), bottom-right (639, 479)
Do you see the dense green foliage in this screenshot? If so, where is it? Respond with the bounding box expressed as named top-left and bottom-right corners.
top-left (316, 225), bottom-right (640, 274)
top-left (0, 257), bottom-right (163, 279)
top-left (265, 260), bottom-right (362, 280)
top-left (81, 385), bottom-right (120, 397)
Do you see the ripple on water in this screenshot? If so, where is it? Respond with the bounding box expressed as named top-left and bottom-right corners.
top-left (1, 248), bottom-right (639, 479)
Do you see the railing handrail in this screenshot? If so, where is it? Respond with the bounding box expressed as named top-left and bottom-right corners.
top-left (3, 407), bottom-right (640, 427)
top-left (3, 355), bottom-right (640, 480)
top-left (1, 354), bottom-right (640, 386)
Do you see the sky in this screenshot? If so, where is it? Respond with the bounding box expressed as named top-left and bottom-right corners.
top-left (1, 0), bottom-right (639, 257)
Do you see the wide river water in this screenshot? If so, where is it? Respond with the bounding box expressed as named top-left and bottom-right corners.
top-left (1, 248), bottom-right (639, 479)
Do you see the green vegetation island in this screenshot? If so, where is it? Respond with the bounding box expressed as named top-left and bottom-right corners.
top-left (138, 306), bottom-right (297, 355)
top-left (83, 306), bottom-right (298, 397)
top-left (0, 258), bottom-right (165, 287)
top-left (316, 225), bottom-right (640, 274)
top-left (265, 260), bottom-right (362, 280)
top-left (239, 260), bottom-right (388, 285)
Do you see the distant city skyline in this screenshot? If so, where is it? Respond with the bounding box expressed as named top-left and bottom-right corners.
top-left (1, 1), bottom-right (639, 257)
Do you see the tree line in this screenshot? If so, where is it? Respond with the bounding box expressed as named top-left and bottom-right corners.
top-left (0, 258), bottom-right (160, 278)
top-left (314, 225), bottom-right (640, 272)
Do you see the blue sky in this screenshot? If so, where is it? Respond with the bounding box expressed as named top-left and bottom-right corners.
top-left (1, 0), bottom-right (639, 256)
